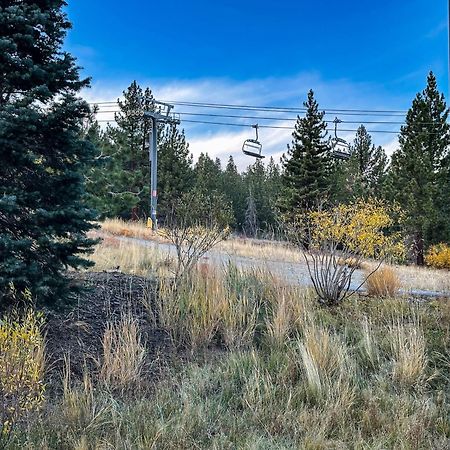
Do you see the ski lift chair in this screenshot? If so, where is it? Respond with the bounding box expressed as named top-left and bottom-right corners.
top-left (331, 117), bottom-right (351, 160)
top-left (242, 124), bottom-right (265, 159)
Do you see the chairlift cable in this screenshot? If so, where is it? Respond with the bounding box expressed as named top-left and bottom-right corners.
top-left (94, 117), bottom-right (407, 134)
top-left (93, 109), bottom-right (413, 125)
top-left (88, 100), bottom-right (409, 116)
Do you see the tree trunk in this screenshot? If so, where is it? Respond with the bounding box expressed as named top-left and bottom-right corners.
top-left (131, 206), bottom-right (139, 221)
top-left (415, 230), bottom-right (424, 266)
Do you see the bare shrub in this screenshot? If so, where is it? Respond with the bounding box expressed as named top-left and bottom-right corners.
top-left (161, 190), bottom-right (232, 282)
top-left (365, 265), bottom-right (400, 297)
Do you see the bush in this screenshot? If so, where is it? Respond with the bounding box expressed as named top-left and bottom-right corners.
top-left (289, 199), bottom-right (404, 306)
top-left (425, 243), bottom-right (450, 269)
top-left (365, 266), bottom-right (400, 297)
top-left (0, 308), bottom-right (45, 445)
top-left (161, 190), bottom-right (233, 281)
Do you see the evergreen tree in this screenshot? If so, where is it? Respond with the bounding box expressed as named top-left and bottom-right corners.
top-left (83, 118), bottom-right (112, 215)
top-left (387, 72), bottom-right (450, 265)
top-left (265, 156), bottom-right (283, 235)
top-left (244, 159), bottom-right (267, 230)
top-left (221, 156), bottom-right (246, 229)
top-left (157, 125), bottom-right (194, 220)
top-left (86, 81), bottom-right (193, 221)
top-left (0, 1), bottom-right (97, 305)
top-left (193, 153), bottom-right (222, 192)
top-left (331, 126), bottom-right (387, 202)
top-left (279, 90), bottom-right (331, 219)
top-left (100, 82), bottom-right (153, 219)
top-left (349, 126), bottom-right (387, 199)
top-left (244, 189), bottom-right (258, 237)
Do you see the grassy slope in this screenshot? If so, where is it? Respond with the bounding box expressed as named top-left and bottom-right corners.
top-left (9, 239), bottom-right (450, 449)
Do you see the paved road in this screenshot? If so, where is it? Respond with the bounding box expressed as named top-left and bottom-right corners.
top-left (112, 234), bottom-right (448, 299)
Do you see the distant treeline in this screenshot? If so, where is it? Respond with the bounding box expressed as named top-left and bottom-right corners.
top-left (84, 74), bottom-right (450, 264)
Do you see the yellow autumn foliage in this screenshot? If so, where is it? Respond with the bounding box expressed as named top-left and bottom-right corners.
top-left (425, 243), bottom-right (450, 270)
top-left (0, 308), bottom-right (46, 442)
top-left (307, 199), bottom-right (405, 260)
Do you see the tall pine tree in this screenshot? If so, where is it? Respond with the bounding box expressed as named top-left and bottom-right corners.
top-left (279, 90), bottom-right (331, 219)
top-left (387, 72), bottom-right (450, 265)
top-left (221, 156), bottom-right (246, 229)
top-left (157, 124), bottom-right (193, 220)
top-left (331, 125), bottom-right (387, 202)
top-left (86, 81), bottom-right (193, 221)
top-left (193, 153), bottom-right (222, 193)
top-left (0, 1), bottom-right (97, 305)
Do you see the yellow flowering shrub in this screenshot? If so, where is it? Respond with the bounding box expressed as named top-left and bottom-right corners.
top-left (0, 308), bottom-right (46, 444)
top-left (425, 243), bottom-right (450, 270)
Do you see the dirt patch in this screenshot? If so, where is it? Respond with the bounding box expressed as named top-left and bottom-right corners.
top-left (44, 271), bottom-right (171, 383)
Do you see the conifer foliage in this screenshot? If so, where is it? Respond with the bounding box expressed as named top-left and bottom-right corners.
top-left (0, 1), bottom-right (97, 305)
top-left (85, 81), bottom-right (193, 221)
top-left (388, 72), bottom-right (450, 265)
top-left (280, 90), bottom-right (331, 218)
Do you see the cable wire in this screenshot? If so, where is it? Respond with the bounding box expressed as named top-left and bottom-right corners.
top-left (88, 99), bottom-right (408, 117)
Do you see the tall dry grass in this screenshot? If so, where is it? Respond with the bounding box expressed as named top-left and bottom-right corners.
top-left (6, 236), bottom-right (450, 448)
top-left (100, 314), bottom-right (146, 393)
top-left (365, 265), bottom-right (401, 297)
top-left (388, 315), bottom-right (428, 386)
top-left (87, 235), bottom-right (173, 276)
top-left (8, 283), bottom-right (450, 449)
top-left (100, 218), bottom-right (301, 263)
top-left (100, 218), bottom-right (450, 294)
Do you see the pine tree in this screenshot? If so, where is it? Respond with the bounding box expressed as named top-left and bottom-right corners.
top-left (193, 153), bottom-right (222, 192)
top-left (331, 126), bottom-right (387, 202)
top-left (279, 90), bottom-right (331, 219)
top-left (244, 159), bottom-right (267, 230)
top-left (265, 156), bottom-right (283, 235)
top-left (244, 189), bottom-right (258, 237)
top-left (221, 156), bottom-right (246, 229)
top-left (388, 72), bottom-right (450, 265)
top-left (349, 126), bottom-right (387, 199)
top-left (157, 125), bottom-right (194, 220)
top-left (86, 81), bottom-right (193, 221)
top-left (0, 1), bottom-right (97, 305)
top-left (100, 82), bottom-right (153, 219)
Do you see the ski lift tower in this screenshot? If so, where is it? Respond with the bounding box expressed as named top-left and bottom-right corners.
top-left (144, 101), bottom-right (180, 231)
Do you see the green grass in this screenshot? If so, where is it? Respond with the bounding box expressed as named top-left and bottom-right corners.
top-left (7, 265), bottom-right (450, 449)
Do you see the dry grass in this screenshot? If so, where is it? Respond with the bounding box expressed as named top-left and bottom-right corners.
top-left (388, 316), bottom-right (428, 386)
top-left (99, 218), bottom-right (450, 294)
top-left (6, 269), bottom-right (450, 449)
top-left (87, 234), bottom-right (173, 276)
top-left (100, 218), bottom-right (301, 263)
top-left (100, 218), bottom-right (165, 242)
top-left (100, 314), bottom-right (146, 393)
top-left (365, 265), bottom-right (401, 297)
top-left (363, 260), bottom-right (450, 293)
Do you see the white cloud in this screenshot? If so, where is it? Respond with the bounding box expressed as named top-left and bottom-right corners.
top-left (83, 73), bottom-right (406, 170)
top-left (383, 138), bottom-right (399, 158)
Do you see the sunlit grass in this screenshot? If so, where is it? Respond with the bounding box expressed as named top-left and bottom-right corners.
top-left (5, 262), bottom-right (450, 449)
top-left (99, 218), bottom-right (450, 293)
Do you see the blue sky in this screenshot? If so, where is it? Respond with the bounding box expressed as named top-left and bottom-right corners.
top-left (65, 0), bottom-right (449, 168)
